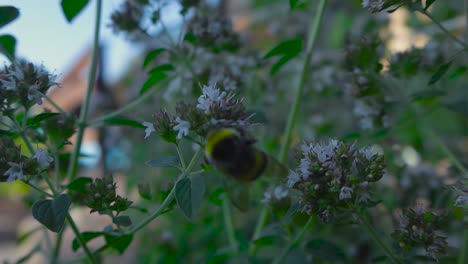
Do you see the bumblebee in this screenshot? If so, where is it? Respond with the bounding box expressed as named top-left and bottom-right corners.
top-left (204, 128), bottom-right (287, 210)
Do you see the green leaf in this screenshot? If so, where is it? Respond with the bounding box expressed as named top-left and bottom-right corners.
top-left (208, 187), bottom-right (224, 206)
top-left (72, 232), bottom-right (103, 251)
top-left (264, 38), bottom-right (302, 59)
top-left (445, 99), bottom-right (468, 115)
top-left (0, 6), bottom-right (20, 29)
top-left (175, 176), bottom-right (205, 220)
top-left (101, 117), bottom-right (145, 128)
top-left (67, 177), bottom-right (92, 193)
top-left (305, 239), bottom-right (348, 262)
top-left (61, 0), bottom-right (90, 22)
top-left (143, 48), bottom-right (166, 69)
top-left (26, 113), bottom-right (61, 127)
top-left (428, 61), bottom-right (452, 85)
top-left (410, 89), bottom-right (446, 102)
top-left (264, 38), bottom-right (302, 75)
top-left (32, 194), bottom-right (71, 233)
top-left (145, 156), bottom-right (179, 168)
top-left (289, 0), bottom-right (308, 9)
top-left (0, 34), bottom-right (16, 59)
top-left (140, 72), bottom-right (167, 94)
top-left (191, 174), bottom-right (206, 214)
top-left (424, 0), bottom-right (436, 10)
top-left (372, 256), bottom-right (388, 263)
top-left (104, 233), bottom-right (134, 254)
top-left (175, 178), bottom-right (193, 220)
top-left (148, 64), bottom-right (175, 75)
top-left (256, 223), bottom-right (286, 239)
top-left (113, 215), bottom-right (132, 227)
top-left (138, 183), bottom-right (152, 200)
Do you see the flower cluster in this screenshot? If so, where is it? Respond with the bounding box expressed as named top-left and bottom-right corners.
top-left (110, 0), bottom-right (148, 40)
top-left (288, 139), bottom-right (385, 222)
top-left (187, 10), bottom-right (240, 51)
top-left (261, 185), bottom-right (289, 204)
top-left (343, 34), bottom-right (388, 131)
top-left (453, 180), bottom-right (468, 208)
top-left (392, 205), bottom-right (448, 261)
top-left (147, 83), bottom-right (251, 142)
top-left (0, 61), bottom-right (58, 114)
top-left (0, 137), bottom-right (52, 182)
top-left (361, 0), bottom-right (412, 13)
top-left (83, 175), bottom-right (133, 215)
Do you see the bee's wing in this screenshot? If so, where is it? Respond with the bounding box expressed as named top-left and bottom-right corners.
top-left (263, 154), bottom-right (288, 179)
top-left (223, 175), bottom-right (250, 212)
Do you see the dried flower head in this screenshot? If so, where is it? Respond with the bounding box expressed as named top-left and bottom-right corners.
top-left (83, 175), bottom-right (133, 215)
top-left (0, 61), bottom-right (58, 113)
top-left (288, 139), bottom-right (385, 222)
top-left (0, 137), bottom-right (42, 182)
top-left (392, 205), bottom-right (448, 262)
top-left (187, 10), bottom-right (240, 51)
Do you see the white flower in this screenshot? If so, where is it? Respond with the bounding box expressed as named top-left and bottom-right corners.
top-left (359, 147), bottom-right (375, 160)
top-left (273, 186), bottom-right (288, 200)
top-left (196, 84), bottom-right (227, 113)
top-left (33, 149), bottom-right (53, 168)
top-left (261, 190), bottom-right (272, 204)
top-left (142, 121), bottom-right (155, 139)
top-left (287, 170), bottom-right (300, 187)
top-left (0, 77), bottom-right (17, 90)
top-left (298, 157), bottom-right (311, 179)
top-left (28, 84), bottom-right (44, 105)
top-left (4, 162), bottom-right (24, 182)
top-left (361, 0), bottom-right (385, 12)
top-left (311, 140), bottom-right (337, 163)
top-left (339, 186), bottom-right (354, 200)
top-left (173, 117), bottom-right (190, 139)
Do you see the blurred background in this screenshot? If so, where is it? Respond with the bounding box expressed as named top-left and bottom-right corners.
top-left (0, 0), bottom-right (466, 262)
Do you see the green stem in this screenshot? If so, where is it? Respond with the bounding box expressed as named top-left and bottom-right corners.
top-left (176, 145), bottom-right (187, 170)
top-left (278, 0), bottom-right (327, 162)
top-left (418, 9), bottom-right (468, 49)
top-left (67, 0), bottom-right (102, 181)
top-left (51, 229), bottom-right (64, 264)
top-left (252, 0), bottom-right (327, 251)
top-left (272, 217), bottom-right (314, 264)
top-left (459, 228), bottom-right (468, 264)
top-left (43, 94), bottom-right (66, 115)
top-left (355, 210), bottom-right (401, 264)
top-left (127, 149), bottom-right (203, 234)
top-left (426, 129), bottom-right (468, 176)
top-left (66, 214), bottom-right (98, 264)
top-left (23, 180), bottom-right (54, 197)
top-left (54, 147), bottom-right (61, 189)
top-left (88, 77), bottom-right (172, 127)
top-left (222, 195), bottom-right (237, 253)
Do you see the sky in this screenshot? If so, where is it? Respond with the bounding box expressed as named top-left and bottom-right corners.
top-left (0, 0), bottom-right (140, 84)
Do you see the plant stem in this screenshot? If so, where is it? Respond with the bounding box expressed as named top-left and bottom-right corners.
top-left (51, 229), bottom-right (64, 264)
top-left (251, 0), bottom-right (327, 251)
top-left (43, 94), bottom-right (66, 115)
top-left (127, 149), bottom-right (203, 234)
top-left (66, 0), bottom-right (102, 181)
top-left (458, 225), bottom-right (468, 264)
top-left (354, 210), bottom-right (401, 264)
top-left (418, 9), bottom-right (468, 49)
top-left (23, 181), bottom-right (54, 197)
top-left (272, 217), bottom-right (314, 264)
top-left (66, 214), bottom-right (98, 264)
top-left (278, 0), bottom-right (327, 162)
top-left (222, 195), bottom-right (237, 253)
top-left (88, 77), bottom-right (172, 127)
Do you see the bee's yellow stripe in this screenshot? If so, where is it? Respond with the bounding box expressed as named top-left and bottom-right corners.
top-left (205, 128), bottom-right (239, 159)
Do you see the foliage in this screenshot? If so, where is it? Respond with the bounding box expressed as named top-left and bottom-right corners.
top-left (0, 0), bottom-right (467, 263)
